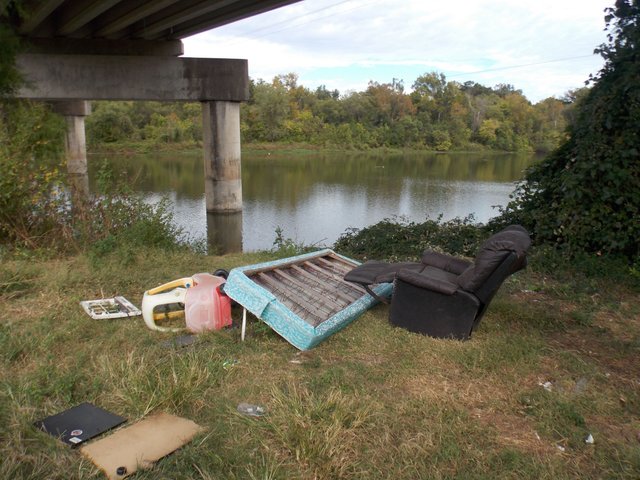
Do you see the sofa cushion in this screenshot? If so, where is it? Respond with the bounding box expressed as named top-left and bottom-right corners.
top-left (479, 227), bottom-right (531, 258)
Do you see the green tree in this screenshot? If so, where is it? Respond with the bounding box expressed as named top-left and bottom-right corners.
top-left (251, 78), bottom-right (290, 141)
top-left (86, 102), bottom-right (135, 143)
top-left (411, 72), bottom-right (447, 123)
top-left (532, 97), bottom-right (567, 152)
top-left (500, 0), bottom-right (640, 258)
top-left (560, 87), bottom-right (591, 127)
top-left (243, 79), bottom-right (284, 141)
top-left (0, 101), bottom-right (67, 247)
top-left (341, 91), bottom-right (374, 124)
top-left (312, 96), bottom-right (344, 124)
top-left (477, 118), bottom-right (500, 145)
top-left (0, 2), bottom-right (22, 97)
top-left (315, 85), bottom-right (340, 100)
top-left (0, 2), bottom-right (68, 246)
top-left (467, 93), bottom-right (499, 137)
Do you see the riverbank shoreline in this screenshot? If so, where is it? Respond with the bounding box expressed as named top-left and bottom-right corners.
top-left (88, 140), bottom-right (531, 157)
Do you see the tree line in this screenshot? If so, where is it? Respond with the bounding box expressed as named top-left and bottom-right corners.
top-left (86, 72), bottom-right (587, 152)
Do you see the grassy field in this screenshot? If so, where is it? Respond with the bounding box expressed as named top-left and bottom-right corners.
top-left (1, 247), bottom-right (639, 479)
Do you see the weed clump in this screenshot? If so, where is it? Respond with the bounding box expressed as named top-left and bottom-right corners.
top-left (0, 100), bottom-right (188, 257)
top-left (82, 163), bottom-right (186, 263)
top-left (0, 100), bottom-right (67, 249)
top-left (270, 226), bottom-right (318, 258)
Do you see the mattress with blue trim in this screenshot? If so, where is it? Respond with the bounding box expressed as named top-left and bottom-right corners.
top-left (224, 249), bottom-right (392, 350)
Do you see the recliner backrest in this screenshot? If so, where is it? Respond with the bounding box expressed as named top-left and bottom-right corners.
top-left (456, 226), bottom-right (531, 302)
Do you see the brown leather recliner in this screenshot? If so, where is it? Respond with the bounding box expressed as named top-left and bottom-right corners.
top-left (343, 225), bottom-right (531, 339)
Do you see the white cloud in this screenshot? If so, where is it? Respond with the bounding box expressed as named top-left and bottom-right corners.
top-left (183, 0), bottom-right (612, 102)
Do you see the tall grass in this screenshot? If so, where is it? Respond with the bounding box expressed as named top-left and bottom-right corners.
top-left (1, 246), bottom-right (638, 478)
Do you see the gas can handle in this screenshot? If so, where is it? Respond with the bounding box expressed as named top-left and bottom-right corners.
top-left (147, 277), bottom-right (194, 296)
top-left (142, 288), bottom-right (188, 332)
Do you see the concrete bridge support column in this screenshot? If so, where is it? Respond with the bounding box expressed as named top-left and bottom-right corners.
top-left (202, 101), bottom-right (242, 213)
top-left (51, 100), bottom-right (91, 202)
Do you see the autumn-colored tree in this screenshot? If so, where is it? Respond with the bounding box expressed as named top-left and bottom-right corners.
top-left (365, 80), bottom-right (415, 126)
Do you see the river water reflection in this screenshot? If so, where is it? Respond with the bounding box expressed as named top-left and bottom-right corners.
top-left (88, 150), bottom-right (538, 252)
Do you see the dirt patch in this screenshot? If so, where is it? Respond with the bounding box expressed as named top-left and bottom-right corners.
top-left (398, 369), bottom-right (555, 455)
top-left (549, 327), bottom-right (640, 385)
top-left (471, 408), bottom-right (555, 455)
top-left (592, 308), bottom-right (640, 343)
top-left (394, 371), bottom-right (463, 403)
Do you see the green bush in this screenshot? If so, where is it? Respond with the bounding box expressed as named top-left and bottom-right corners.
top-left (499, 1), bottom-right (640, 259)
top-left (270, 226), bottom-right (317, 258)
top-left (334, 215), bottom-right (488, 261)
top-left (0, 17), bottom-right (21, 97)
top-left (0, 101), bottom-right (187, 255)
top-left (0, 100), bottom-right (68, 248)
top-left (85, 102), bottom-right (136, 144)
top-left (79, 162), bottom-right (186, 259)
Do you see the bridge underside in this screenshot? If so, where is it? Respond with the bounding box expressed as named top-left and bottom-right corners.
top-left (6, 0), bottom-right (301, 219)
top-left (14, 0), bottom-right (299, 44)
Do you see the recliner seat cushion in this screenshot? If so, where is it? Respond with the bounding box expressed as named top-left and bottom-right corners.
top-left (343, 261), bottom-right (423, 285)
top-left (421, 251), bottom-right (472, 275)
top-left (396, 268), bottom-right (458, 295)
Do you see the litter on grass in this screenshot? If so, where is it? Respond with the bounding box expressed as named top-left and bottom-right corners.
top-left (289, 351), bottom-right (316, 365)
top-left (539, 381), bottom-right (553, 392)
top-left (141, 273), bottom-right (231, 333)
top-left (223, 359), bottom-right (239, 370)
top-left (237, 403), bottom-right (266, 417)
top-left (161, 334), bottom-right (198, 349)
top-left (80, 297), bottom-right (141, 320)
top-left (34, 402), bottom-right (126, 447)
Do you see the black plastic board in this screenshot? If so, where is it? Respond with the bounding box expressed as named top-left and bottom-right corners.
top-left (34, 402), bottom-right (126, 447)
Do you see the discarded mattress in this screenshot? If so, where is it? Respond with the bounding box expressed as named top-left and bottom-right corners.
top-left (224, 249), bottom-right (392, 350)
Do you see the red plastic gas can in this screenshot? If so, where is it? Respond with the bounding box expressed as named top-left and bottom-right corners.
top-left (184, 273), bottom-right (232, 332)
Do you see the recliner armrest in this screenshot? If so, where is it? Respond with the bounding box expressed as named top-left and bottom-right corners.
top-left (396, 269), bottom-right (458, 295)
top-left (421, 251), bottom-right (472, 275)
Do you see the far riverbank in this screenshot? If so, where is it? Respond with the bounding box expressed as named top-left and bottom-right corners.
top-left (88, 140), bottom-right (538, 158)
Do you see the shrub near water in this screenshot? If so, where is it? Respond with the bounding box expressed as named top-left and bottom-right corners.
top-left (81, 162), bottom-right (187, 261)
top-left (0, 101), bottom-right (187, 256)
top-left (334, 215), bottom-right (488, 261)
top-left (0, 101), bottom-right (67, 249)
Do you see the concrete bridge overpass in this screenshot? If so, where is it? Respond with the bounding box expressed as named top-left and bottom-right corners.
top-left (4, 0), bottom-right (301, 228)
top-left (12, 0), bottom-right (301, 43)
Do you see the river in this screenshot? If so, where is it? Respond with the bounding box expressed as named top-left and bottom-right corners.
top-left (88, 149), bottom-right (539, 253)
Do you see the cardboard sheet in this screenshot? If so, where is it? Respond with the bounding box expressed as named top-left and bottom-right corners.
top-left (80, 412), bottom-right (203, 479)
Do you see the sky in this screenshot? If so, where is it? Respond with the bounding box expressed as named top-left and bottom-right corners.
top-left (183, 0), bottom-right (613, 104)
